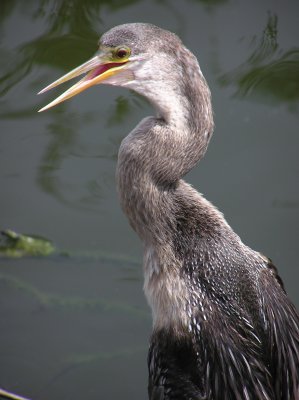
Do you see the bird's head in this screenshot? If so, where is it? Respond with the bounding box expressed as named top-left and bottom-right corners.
top-left (38, 23), bottom-right (184, 112)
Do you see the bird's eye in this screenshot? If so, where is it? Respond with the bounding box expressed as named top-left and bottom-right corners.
top-left (115, 47), bottom-right (130, 59)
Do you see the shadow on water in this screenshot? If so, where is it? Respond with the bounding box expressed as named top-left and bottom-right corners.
top-left (36, 109), bottom-right (102, 210)
top-left (217, 13), bottom-right (299, 109)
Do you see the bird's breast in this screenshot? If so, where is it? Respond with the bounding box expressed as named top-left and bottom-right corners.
top-left (143, 245), bottom-right (190, 336)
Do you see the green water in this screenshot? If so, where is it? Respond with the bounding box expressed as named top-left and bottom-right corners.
top-left (0, 1), bottom-right (298, 399)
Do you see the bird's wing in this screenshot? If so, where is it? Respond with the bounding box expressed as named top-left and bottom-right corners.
top-left (258, 260), bottom-right (299, 399)
top-left (193, 259), bottom-right (299, 400)
top-left (190, 295), bottom-right (275, 400)
top-left (148, 302), bottom-right (275, 400)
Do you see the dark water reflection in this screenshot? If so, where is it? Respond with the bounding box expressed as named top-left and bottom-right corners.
top-left (0, 1), bottom-right (298, 399)
top-left (218, 13), bottom-right (299, 108)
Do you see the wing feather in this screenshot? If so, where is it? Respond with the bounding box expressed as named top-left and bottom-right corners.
top-left (259, 262), bottom-right (299, 399)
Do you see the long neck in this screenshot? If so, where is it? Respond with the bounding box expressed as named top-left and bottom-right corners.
top-left (116, 52), bottom-right (214, 246)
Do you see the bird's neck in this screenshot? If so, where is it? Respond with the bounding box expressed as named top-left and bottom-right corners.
top-left (117, 58), bottom-right (213, 242)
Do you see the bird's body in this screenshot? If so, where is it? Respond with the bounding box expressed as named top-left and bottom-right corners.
top-left (39, 23), bottom-right (299, 400)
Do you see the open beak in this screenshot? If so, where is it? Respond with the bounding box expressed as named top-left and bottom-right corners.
top-left (38, 52), bottom-right (128, 112)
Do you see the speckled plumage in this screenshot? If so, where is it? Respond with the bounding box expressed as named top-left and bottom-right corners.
top-left (105, 24), bottom-right (299, 399)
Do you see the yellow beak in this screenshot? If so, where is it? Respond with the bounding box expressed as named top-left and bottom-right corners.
top-left (38, 53), bottom-right (128, 112)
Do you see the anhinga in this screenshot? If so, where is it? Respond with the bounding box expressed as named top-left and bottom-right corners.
top-left (39, 23), bottom-right (299, 400)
